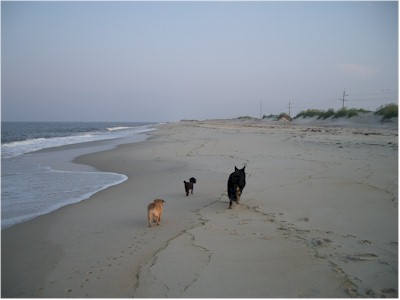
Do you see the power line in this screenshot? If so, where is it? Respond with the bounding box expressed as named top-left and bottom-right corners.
top-left (349, 97), bottom-right (397, 102)
top-left (350, 91), bottom-right (396, 97)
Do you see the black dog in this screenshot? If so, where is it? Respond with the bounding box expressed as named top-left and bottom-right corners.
top-left (227, 166), bottom-right (246, 209)
top-left (184, 177), bottom-right (197, 196)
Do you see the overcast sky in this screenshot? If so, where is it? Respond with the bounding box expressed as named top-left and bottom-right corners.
top-left (2, 1), bottom-right (398, 122)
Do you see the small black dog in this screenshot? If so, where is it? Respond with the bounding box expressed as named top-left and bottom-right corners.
top-left (184, 177), bottom-right (197, 196)
top-left (227, 166), bottom-right (246, 209)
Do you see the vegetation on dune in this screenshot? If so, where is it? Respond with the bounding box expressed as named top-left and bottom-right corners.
top-left (374, 103), bottom-right (398, 120)
top-left (294, 107), bottom-right (373, 120)
top-left (277, 113), bottom-right (291, 121)
top-left (294, 109), bottom-right (324, 119)
top-left (318, 109), bottom-right (335, 119)
top-left (262, 114), bottom-right (279, 120)
top-left (332, 108), bottom-right (370, 119)
top-left (261, 113), bottom-right (291, 121)
top-left (237, 116), bottom-right (256, 120)
top-left (254, 104), bottom-right (397, 122)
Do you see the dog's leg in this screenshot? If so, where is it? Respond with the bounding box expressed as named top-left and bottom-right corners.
top-left (148, 214), bottom-right (152, 228)
top-left (229, 198), bottom-right (233, 209)
top-left (236, 187), bottom-right (241, 204)
top-left (184, 181), bottom-right (189, 196)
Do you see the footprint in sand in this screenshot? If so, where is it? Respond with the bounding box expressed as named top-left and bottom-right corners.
top-left (252, 206), bottom-right (262, 211)
top-left (342, 234), bottom-right (357, 239)
top-left (367, 288), bottom-right (397, 298)
top-left (345, 253), bottom-right (378, 262)
top-left (310, 237), bottom-right (333, 247)
top-left (238, 219), bottom-right (252, 225)
top-left (359, 239), bottom-right (372, 245)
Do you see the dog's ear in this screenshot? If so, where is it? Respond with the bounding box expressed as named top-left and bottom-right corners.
top-left (235, 166), bottom-right (238, 171)
top-left (242, 166), bottom-right (246, 171)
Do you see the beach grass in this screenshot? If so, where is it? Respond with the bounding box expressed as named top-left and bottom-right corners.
top-left (374, 103), bottom-right (398, 120)
top-left (293, 107), bottom-right (387, 120)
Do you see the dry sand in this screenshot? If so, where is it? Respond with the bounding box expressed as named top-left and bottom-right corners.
top-left (2, 119), bottom-right (398, 297)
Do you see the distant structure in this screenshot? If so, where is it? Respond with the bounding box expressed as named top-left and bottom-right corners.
top-left (287, 101), bottom-right (292, 117)
top-left (339, 89), bottom-right (349, 109)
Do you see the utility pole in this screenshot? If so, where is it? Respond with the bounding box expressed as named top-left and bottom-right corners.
top-left (287, 101), bottom-right (292, 117)
top-left (260, 101), bottom-right (262, 120)
top-left (339, 88), bottom-right (349, 109)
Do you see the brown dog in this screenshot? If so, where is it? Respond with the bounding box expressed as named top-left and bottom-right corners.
top-left (147, 199), bottom-right (166, 227)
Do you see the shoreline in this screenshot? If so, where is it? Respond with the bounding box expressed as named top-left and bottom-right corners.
top-left (2, 120), bottom-right (397, 297)
top-left (1, 128), bottom-right (156, 229)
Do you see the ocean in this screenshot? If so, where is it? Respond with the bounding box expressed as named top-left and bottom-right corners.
top-left (1, 122), bottom-right (157, 229)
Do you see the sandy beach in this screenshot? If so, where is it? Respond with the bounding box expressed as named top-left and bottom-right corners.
top-left (2, 119), bottom-right (398, 298)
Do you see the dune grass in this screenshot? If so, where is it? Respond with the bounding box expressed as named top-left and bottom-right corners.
top-left (374, 103), bottom-right (398, 120)
top-left (261, 104), bottom-right (397, 122)
top-left (294, 107), bottom-right (374, 120)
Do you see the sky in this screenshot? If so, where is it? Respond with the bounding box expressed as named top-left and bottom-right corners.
top-left (1, 1), bottom-right (398, 122)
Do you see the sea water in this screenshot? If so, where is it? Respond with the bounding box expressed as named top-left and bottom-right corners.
top-left (1, 122), bottom-right (156, 229)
